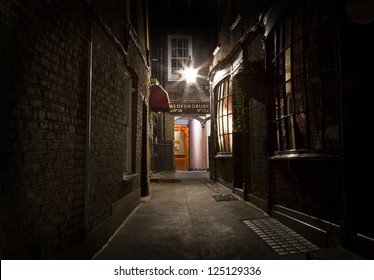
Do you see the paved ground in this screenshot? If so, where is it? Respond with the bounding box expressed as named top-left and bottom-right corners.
top-left (93, 171), bottom-right (320, 260)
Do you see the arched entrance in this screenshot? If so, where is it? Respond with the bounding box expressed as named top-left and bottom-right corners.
top-left (174, 116), bottom-right (210, 171)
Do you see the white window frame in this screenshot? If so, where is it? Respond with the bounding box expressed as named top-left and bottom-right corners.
top-left (167, 35), bottom-right (193, 81)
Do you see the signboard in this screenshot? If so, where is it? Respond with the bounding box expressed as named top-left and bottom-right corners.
top-left (169, 102), bottom-right (210, 114)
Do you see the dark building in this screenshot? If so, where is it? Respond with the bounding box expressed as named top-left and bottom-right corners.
top-left (0, 0), bottom-right (150, 259)
top-left (1, 0), bottom-right (373, 260)
top-left (209, 0), bottom-right (374, 258)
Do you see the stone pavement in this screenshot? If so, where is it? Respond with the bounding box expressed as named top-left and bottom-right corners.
top-left (93, 171), bottom-right (361, 260)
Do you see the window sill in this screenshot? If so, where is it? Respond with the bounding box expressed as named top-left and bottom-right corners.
top-left (270, 153), bottom-right (340, 160)
top-left (123, 173), bottom-right (138, 183)
top-left (215, 153), bottom-right (232, 158)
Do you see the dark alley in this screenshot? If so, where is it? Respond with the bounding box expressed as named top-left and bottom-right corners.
top-left (1, 0), bottom-right (374, 272)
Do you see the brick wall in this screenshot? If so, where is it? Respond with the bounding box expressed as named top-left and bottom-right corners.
top-left (246, 98), bottom-right (267, 199)
top-left (270, 160), bottom-right (342, 223)
top-left (0, 0), bottom-right (88, 259)
top-left (0, 0), bottom-right (148, 259)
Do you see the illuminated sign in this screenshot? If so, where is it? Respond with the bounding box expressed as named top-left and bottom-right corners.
top-left (169, 102), bottom-right (210, 114)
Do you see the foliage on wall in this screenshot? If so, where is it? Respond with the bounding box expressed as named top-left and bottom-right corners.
top-left (232, 79), bottom-right (248, 133)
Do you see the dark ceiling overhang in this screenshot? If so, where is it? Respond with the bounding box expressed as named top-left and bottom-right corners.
top-left (149, 85), bottom-right (170, 113)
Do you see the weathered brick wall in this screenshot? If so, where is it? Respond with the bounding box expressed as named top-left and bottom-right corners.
top-left (0, 0), bottom-right (148, 259)
top-left (270, 160), bottom-right (341, 223)
top-left (0, 0), bottom-right (88, 259)
top-left (246, 99), bottom-right (267, 199)
top-left (215, 157), bottom-right (234, 186)
top-left (88, 20), bottom-right (130, 232)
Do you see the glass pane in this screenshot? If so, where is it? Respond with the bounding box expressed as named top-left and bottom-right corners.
top-left (224, 134), bottom-right (230, 153)
top-left (275, 121), bottom-right (281, 151)
top-left (286, 84), bottom-right (293, 114)
top-left (306, 0), bottom-right (319, 31)
top-left (280, 118), bottom-right (287, 150)
top-left (324, 105), bottom-right (339, 149)
top-left (294, 79), bottom-right (305, 113)
top-left (228, 114), bottom-right (233, 134)
top-left (294, 39), bottom-right (303, 76)
top-left (295, 112), bottom-right (307, 149)
top-left (285, 47), bottom-right (291, 81)
top-left (222, 115), bottom-right (228, 134)
top-left (294, 7), bottom-right (303, 39)
top-left (228, 133), bottom-right (232, 153)
top-left (287, 117), bottom-right (296, 150)
top-left (227, 94), bottom-right (232, 114)
top-left (218, 135), bottom-right (224, 152)
top-left (308, 111), bottom-right (317, 149)
top-left (216, 115), bottom-right (221, 136)
top-left (222, 97), bottom-right (228, 116)
top-left (275, 96), bottom-right (279, 119)
top-left (279, 86), bottom-right (285, 117)
top-left (285, 17), bottom-right (291, 47)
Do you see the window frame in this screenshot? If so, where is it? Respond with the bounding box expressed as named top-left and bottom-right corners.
top-left (167, 35), bottom-right (193, 81)
top-left (215, 77), bottom-right (233, 155)
top-left (267, 0), bottom-right (340, 158)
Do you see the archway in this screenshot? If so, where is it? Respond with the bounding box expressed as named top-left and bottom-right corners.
top-left (174, 116), bottom-right (210, 171)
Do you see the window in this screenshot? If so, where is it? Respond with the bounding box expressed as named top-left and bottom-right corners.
top-left (215, 77), bottom-right (233, 154)
top-left (124, 76), bottom-right (133, 174)
top-left (267, 0), bottom-right (339, 155)
top-left (168, 35), bottom-right (193, 81)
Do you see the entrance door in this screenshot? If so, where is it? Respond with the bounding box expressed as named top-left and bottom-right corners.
top-left (174, 125), bottom-right (189, 170)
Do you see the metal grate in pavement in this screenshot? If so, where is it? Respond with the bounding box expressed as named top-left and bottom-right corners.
top-left (212, 194), bottom-right (239, 202)
top-left (242, 218), bottom-right (319, 255)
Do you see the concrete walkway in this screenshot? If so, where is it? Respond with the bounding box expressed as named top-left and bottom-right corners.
top-left (93, 171), bottom-right (313, 260)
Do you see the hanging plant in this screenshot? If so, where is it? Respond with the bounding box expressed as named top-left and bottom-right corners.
top-left (232, 80), bottom-right (247, 133)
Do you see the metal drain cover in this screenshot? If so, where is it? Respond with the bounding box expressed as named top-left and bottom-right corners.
top-left (212, 194), bottom-right (239, 202)
top-left (243, 218), bottom-right (319, 255)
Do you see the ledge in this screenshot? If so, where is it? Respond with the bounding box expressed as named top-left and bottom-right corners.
top-left (122, 173), bottom-right (138, 183)
top-left (215, 153), bottom-right (232, 158)
top-left (270, 153), bottom-right (340, 161)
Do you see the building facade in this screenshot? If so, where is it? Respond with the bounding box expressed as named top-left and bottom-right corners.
top-left (149, 0), bottom-right (216, 172)
top-left (0, 0), bottom-right (150, 259)
top-left (209, 0), bottom-right (374, 258)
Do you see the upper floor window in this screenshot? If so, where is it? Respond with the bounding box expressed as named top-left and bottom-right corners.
top-left (267, 0), bottom-right (339, 156)
top-left (215, 77), bottom-right (233, 154)
top-left (168, 35), bottom-right (193, 81)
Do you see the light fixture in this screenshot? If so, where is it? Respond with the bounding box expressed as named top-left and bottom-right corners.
top-left (183, 58), bottom-right (197, 84)
top-left (184, 67), bottom-right (198, 84)
top-left (150, 75), bottom-right (158, 85)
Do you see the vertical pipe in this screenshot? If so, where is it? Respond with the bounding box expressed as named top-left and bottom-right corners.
top-left (85, 41), bottom-right (93, 235)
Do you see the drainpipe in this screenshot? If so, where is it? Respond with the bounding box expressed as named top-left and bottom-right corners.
top-left (84, 41), bottom-right (93, 235)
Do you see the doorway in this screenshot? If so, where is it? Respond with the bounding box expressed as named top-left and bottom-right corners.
top-left (174, 125), bottom-right (189, 170)
top-left (174, 116), bottom-right (210, 171)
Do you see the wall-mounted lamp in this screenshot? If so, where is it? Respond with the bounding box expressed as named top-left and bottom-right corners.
top-left (150, 75), bottom-right (158, 85)
top-left (184, 67), bottom-right (198, 84)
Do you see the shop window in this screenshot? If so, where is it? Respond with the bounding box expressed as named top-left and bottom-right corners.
top-left (215, 77), bottom-right (233, 154)
top-left (267, 0), bottom-right (339, 156)
top-left (168, 35), bottom-right (193, 81)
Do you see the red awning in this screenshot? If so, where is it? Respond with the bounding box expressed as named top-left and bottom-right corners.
top-left (149, 85), bottom-right (170, 113)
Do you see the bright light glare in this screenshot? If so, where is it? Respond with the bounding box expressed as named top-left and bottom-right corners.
top-left (184, 67), bottom-right (198, 84)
